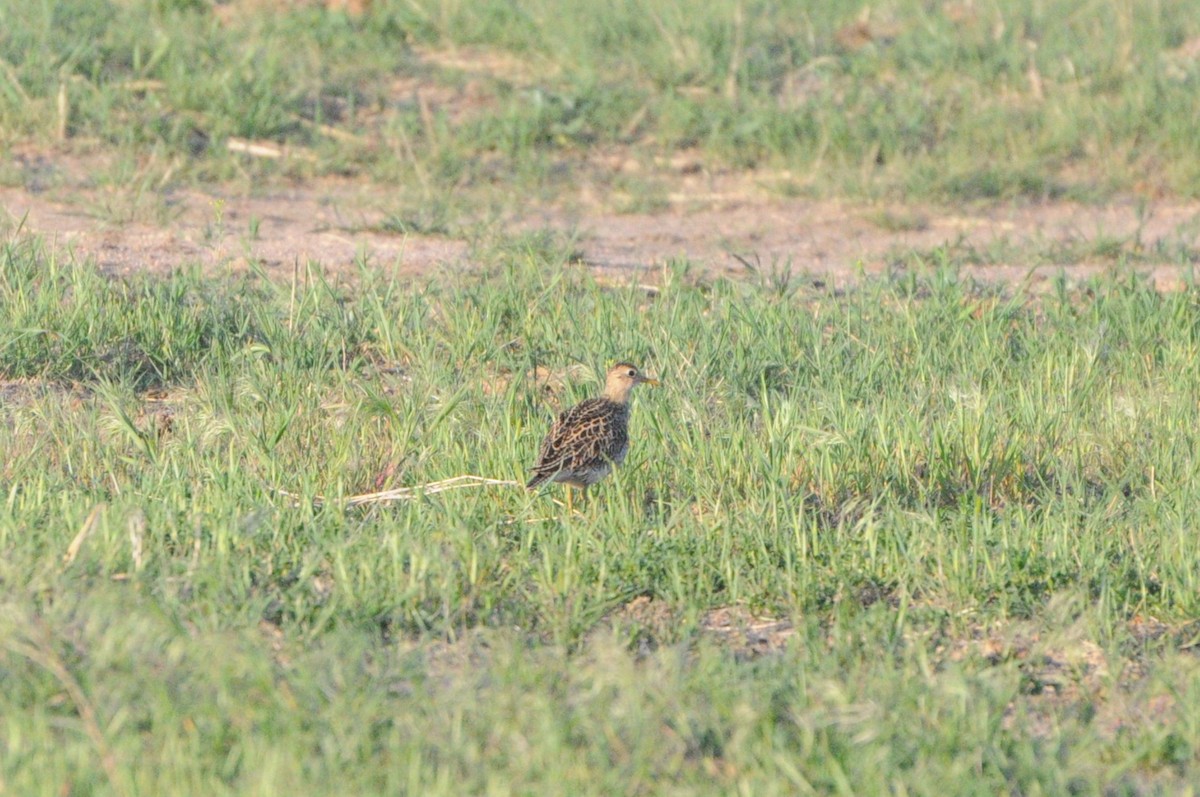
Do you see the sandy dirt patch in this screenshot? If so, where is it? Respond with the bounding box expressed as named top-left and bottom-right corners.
top-left (3, 160), bottom-right (1200, 288)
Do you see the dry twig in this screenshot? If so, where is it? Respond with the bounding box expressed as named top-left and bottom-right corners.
top-left (227, 137), bottom-right (318, 162)
top-left (2, 612), bottom-right (131, 797)
top-left (62, 504), bottom-right (105, 568)
top-left (273, 475), bottom-right (522, 509)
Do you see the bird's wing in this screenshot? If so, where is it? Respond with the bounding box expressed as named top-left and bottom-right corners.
top-left (531, 399), bottom-right (619, 476)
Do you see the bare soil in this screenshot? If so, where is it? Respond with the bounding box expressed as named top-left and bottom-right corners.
top-left (4, 154), bottom-right (1200, 289)
top-left (9, 32), bottom-right (1197, 289)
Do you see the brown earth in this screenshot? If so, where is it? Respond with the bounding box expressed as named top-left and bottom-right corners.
top-left (3, 154), bottom-right (1200, 289)
top-left (9, 23), bottom-right (1197, 290)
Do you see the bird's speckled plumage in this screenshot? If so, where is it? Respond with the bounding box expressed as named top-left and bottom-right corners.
top-left (526, 363), bottom-right (657, 492)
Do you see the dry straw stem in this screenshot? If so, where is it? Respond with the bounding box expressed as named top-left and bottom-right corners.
top-left (0, 57), bottom-right (30, 103)
top-left (56, 82), bottom-right (68, 141)
top-left (127, 509), bottom-right (146, 572)
top-left (2, 611), bottom-right (132, 797)
top-left (274, 475), bottom-right (521, 509)
top-left (724, 0), bottom-right (745, 102)
top-left (62, 503), bottom-right (105, 568)
top-left (289, 113), bottom-right (372, 146)
top-left (120, 78), bottom-right (166, 93)
top-left (227, 137), bottom-right (318, 162)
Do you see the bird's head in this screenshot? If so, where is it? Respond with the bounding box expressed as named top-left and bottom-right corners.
top-left (603, 362), bottom-right (659, 403)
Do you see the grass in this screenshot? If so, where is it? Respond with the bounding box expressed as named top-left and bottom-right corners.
top-left (5, 2), bottom-right (1200, 791)
top-left (888, 212), bottom-right (1200, 270)
top-left (3, 0), bottom-right (1200, 202)
top-left (4, 231), bottom-right (1200, 793)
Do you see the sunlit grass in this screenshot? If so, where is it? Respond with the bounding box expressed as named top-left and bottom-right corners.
top-left (3, 234), bottom-right (1200, 793)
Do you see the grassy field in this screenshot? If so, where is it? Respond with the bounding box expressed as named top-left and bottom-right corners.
top-left (3, 0), bottom-right (1200, 202)
top-left (6, 0), bottom-right (1200, 794)
top-left (3, 231), bottom-right (1200, 794)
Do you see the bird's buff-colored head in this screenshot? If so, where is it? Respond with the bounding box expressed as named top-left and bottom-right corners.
top-left (602, 362), bottom-right (659, 403)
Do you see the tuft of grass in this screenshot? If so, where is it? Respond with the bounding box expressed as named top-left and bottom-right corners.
top-left (865, 207), bottom-right (930, 233)
top-left (889, 225), bottom-right (1200, 271)
top-left (5, 237), bottom-right (1200, 791)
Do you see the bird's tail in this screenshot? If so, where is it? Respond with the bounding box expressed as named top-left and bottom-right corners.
top-left (525, 472), bottom-right (548, 490)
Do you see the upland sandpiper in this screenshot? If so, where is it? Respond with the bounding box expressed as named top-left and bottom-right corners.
top-left (526, 362), bottom-right (659, 513)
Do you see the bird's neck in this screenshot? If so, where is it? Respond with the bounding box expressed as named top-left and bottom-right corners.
top-left (600, 388), bottom-right (632, 404)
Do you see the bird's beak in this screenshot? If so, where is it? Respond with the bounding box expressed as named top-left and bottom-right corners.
top-left (640, 376), bottom-right (660, 386)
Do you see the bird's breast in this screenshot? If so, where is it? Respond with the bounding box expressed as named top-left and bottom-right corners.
top-left (612, 442), bottom-right (629, 465)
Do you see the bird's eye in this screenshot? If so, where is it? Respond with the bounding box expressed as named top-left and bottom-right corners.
top-left (627, 369), bottom-right (636, 377)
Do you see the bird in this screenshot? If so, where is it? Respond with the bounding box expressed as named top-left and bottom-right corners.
top-left (526, 362), bottom-right (659, 514)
